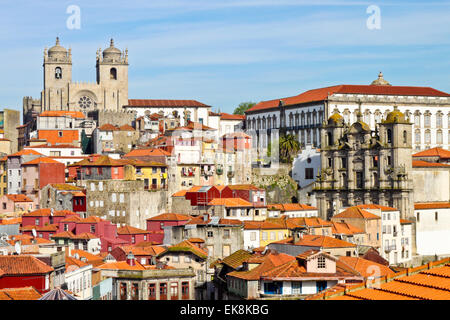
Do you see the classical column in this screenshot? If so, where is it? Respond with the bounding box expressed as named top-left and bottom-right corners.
top-left (363, 150), bottom-right (371, 189)
top-left (347, 150), bottom-right (355, 190)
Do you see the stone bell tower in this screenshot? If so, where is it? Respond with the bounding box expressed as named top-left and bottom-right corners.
top-left (96, 39), bottom-right (129, 111)
top-left (42, 37), bottom-right (73, 111)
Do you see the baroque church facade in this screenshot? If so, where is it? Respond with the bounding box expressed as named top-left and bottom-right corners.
top-left (23, 38), bottom-right (129, 123)
top-left (313, 107), bottom-right (414, 220)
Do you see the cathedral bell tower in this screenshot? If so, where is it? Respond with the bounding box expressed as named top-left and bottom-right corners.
top-left (96, 39), bottom-right (129, 111)
top-left (43, 37), bottom-right (72, 111)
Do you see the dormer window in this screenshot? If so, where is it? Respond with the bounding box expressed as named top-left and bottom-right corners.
top-left (55, 67), bottom-right (62, 79)
top-left (317, 256), bottom-right (326, 268)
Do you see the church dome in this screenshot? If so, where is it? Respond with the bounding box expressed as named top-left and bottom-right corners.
top-left (103, 39), bottom-right (122, 60)
top-left (328, 112), bottom-right (344, 125)
top-left (48, 37), bottom-right (68, 58)
top-left (384, 107), bottom-right (407, 124)
top-left (371, 72), bottom-right (391, 86)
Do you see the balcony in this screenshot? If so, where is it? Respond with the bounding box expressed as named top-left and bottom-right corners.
top-left (227, 171), bottom-right (235, 178)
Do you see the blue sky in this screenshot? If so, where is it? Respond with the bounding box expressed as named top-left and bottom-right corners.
top-left (0, 0), bottom-right (449, 115)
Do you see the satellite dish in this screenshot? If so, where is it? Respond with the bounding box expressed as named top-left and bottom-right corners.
top-left (32, 228), bottom-right (37, 238)
top-left (14, 242), bottom-right (21, 255)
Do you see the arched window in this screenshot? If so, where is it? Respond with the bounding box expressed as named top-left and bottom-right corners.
top-left (55, 67), bottom-right (62, 79)
top-left (110, 68), bottom-right (117, 80)
top-left (403, 130), bottom-right (407, 144)
top-left (387, 129), bottom-right (392, 143)
top-left (327, 132), bottom-right (333, 147)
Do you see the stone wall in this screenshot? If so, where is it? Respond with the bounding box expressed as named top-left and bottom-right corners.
top-left (252, 164), bottom-right (299, 203)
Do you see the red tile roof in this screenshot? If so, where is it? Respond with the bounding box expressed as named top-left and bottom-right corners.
top-left (244, 220), bottom-right (288, 230)
top-left (117, 226), bottom-right (149, 235)
top-left (163, 240), bottom-right (208, 259)
top-left (22, 157), bottom-right (63, 165)
top-left (275, 234), bottom-right (356, 248)
top-left (97, 261), bottom-right (146, 271)
top-left (0, 287), bottom-right (42, 300)
top-left (22, 209), bottom-right (78, 217)
top-left (127, 99), bottom-right (209, 108)
top-left (39, 111), bottom-right (85, 119)
top-left (356, 204), bottom-right (398, 212)
top-left (123, 148), bottom-right (171, 158)
top-left (0, 255), bottom-right (54, 275)
top-left (246, 85), bottom-right (450, 113)
top-left (98, 123), bottom-right (119, 131)
top-left (7, 149), bottom-right (43, 157)
top-left (37, 130), bottom-right (79, 145)
top-left (333, 207), bottom-right (380, 220)
top-left (146, 213), bottom-right (190, 221)
top-left (413, 147), bottom-right (450, 159)
top-left (5, 194), bottom-right (33, 202)
top-left (414, 202), bottom-right (450, 210)
top-left (338, 256), bottom-right (395, 278)
top-left (220, 113), bottom-right (245, 120)
top-left (331, 221), bottom-right (365, 235)
top-left (412, 160), bottom-right (450, 168)
top-left (268, 203), bottom-right (318, 211)
top-left (208, 198), bottom-right (253, 207)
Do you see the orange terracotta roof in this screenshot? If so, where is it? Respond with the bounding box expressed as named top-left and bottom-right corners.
top-left (98, 123), bottom-right (119, 131)
top-left (50, 183), bottom-right (83, 191)
top-left (227, 251), bottom-right (296, 280)
top-left (164, 240), bottom-right (208, 259)
top-left (97, 261), bottom-right (147, 271)
top-left (37, 130), bottom-right (79, 145)
top-left (413, 147), bottom-right (450, 159)
top-left (220, 113), bottom-right (246, 120)
top-left (146, 213), bottom-right (190, 221)
top-left (412, 160), bottom-right (450, 168)
top-left (22, 209), bottom-right (78, 217)
top-left (208, 198), bottom-right (253, 207)
top-left (247, 85), bottom-right (450, 113)
top-left (66, 255), bottom-right (89, 269)
top-left (356, 204), bottom-right (398, 212)
top-left (244, 220), bottom-right (287, 230)
top-left (219, 249), bottom-right (254, 269)
top-left (333, 207), bottom-right (381, 220)
top-left (331, 221), bottom-right (365, 235)
top-left (73, 233), bottom-right (99, 240)
top-left (286, 217), bottom-right (333, 229)
top-left (338, 256), bottom-right (395, 278)
top-left (0, 255), bottom-right (54, 275)
top-left (0, 217), bottom-right (22, 225)
top-left (7, 149), bottom-right (43, 157)
top-left (127, 99), bottom-right (209, 108)
top-left (8, 234), bottom-right (54, 245)
top-left (414, 202), bottom-right (450, 210)
top-left (22, 157), bottom-right (63, 165)
top-left (51, 231), bottom-right (76, 239)
top-left (268, 203), bottom-right (318, 211)
top-left (70, 249), bottom-right (104, 267)
top-left (119, 124), bottom-right (135, 131)
top-left (39, 111), bottom-right (85, 119)
top-left (172, 190), bottom-right (188, 197)
top-left (117, 225), bottom-right (149, 235)
top-left (5, 194), bottom-right (33, 202)
top-left (400, 219), bottom-right (413, 224)
top-left (25, 144), bottom-right (80, 149)
top-left (0, 287), bottom-right (42, 300)
top-left (21, 224), bottom-right (59, 232)
top-left (123, 148), bottom-right (171, 158)
top-left (78, 216), bottom-right (105, 223)
top-left (118, 244), bottom-right (166, 257)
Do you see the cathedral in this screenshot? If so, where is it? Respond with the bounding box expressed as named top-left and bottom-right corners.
top-left (313, 106), bottom-right (414, 220)
top-left (23, 37), bottom-right (129, 123)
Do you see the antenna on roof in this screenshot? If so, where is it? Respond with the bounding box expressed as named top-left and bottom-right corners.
top-left (32, 228), bottom-right (37, 238)
top-left (14, 241), bottom-right (21, 255)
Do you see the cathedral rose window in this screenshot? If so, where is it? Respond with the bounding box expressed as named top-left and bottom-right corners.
top-left (78, 96), bottom-right (93, 110)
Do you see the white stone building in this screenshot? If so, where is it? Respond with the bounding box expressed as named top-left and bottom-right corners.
top-left (292, 145), bottom-right (321, 188)
top-left (245, 73), bottom-right (450, 158)
top-left (414, 202), bottom-right (450, 256)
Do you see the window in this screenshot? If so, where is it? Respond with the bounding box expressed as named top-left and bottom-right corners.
top-left (184, 255), bottom-right (191, 263)
top-left (262, 232), bottom-right (268, 240)
top-left (172, 255), bottom-right (179, 263)
top-left (435, 211), bottom-right (438, 221)
top-left (55, 67), bottom-right (62, 79)
top-left (415, 130), bottom-right (421, 144)
top-left (90, 225), bottom-right (96, 233)
top-left (110, 68), bottom-right (117, 80)
top-left (223, 229), bottom-right (230, 239)
top-left (207, 231), bottom-right (213, 238)
top-left (317, 256), bottom-right (326, 268)
top-left (305, 168), bottom-right (314, 180)
top-left (270, 232), bottom-right (276, 240)
top-left (387, 129), bottom-right (392, 143)
top-left (417, 212), bottom-right (420, 222)
top-left (250, 232), bottom-right (256, 241)
top-left (292, 282), bottom-right (302, 294)
top-left (35, 218), bottom-right (40, 226)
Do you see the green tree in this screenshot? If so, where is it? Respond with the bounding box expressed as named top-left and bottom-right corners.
top-left (233, 102), bottom-right (256, 115)
top-left (279, 134), bottom-right (300, 163)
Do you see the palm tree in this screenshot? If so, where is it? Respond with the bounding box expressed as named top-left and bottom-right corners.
top-left (279, 134), bottom-right (300, 163)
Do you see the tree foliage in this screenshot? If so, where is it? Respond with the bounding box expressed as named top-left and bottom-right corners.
top-left (233, 102), bottom-right (256, 115)
top-left (279, 134), bottom-right (300, 163)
